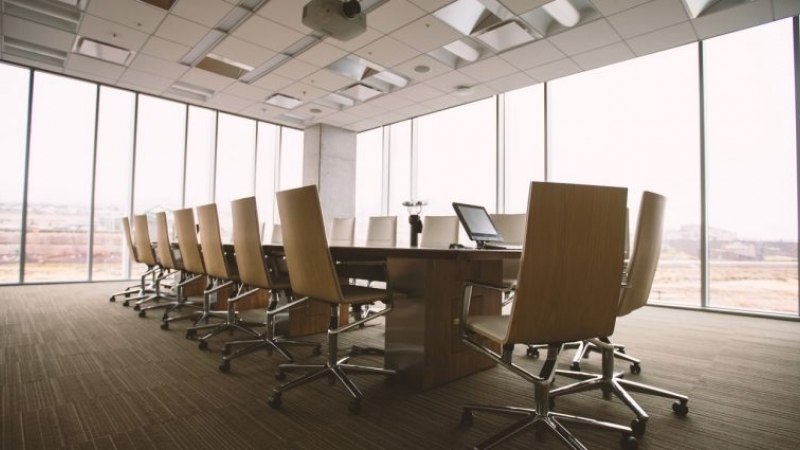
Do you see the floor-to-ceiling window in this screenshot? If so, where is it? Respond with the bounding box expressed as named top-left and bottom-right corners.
top-left (256, 122), bottom-right (280, 239)
top-left (92, 87), bottom-right (135, 280)
top-left (25, 72), bottom-right (98, 282)
top-left (704, 18), bottom-right (798, 314)
top-left (0, 64), bottom-right (29, 283)
top-left (215, 113), bottom-right (257, 241)
top-left (279, 127), bottom-right (304, 190)
top-left (184, 106), bottom-right (217, 209)
top-left (355, 127), bottom-right (384, 243)
top-left (504, 84), bottom-right (546, 213)
top-left (387, 121), bottom-right (412, 246)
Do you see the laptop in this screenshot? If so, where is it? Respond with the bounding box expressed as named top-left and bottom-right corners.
top-left (452, 202), bottom-right (506, 249)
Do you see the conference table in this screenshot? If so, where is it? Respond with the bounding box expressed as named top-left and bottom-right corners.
top-left (262, 244), bottom-right (521, 391)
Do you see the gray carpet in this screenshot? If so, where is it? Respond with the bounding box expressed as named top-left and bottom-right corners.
top-left (2, 282), bottom-right (799, 449)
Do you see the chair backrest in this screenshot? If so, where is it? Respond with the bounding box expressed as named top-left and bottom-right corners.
top-left (196, 203), bottom-right (231, 280)
top-left (490, 213), bottom-right (526, 246)
top-left (330, 217), bottom-right (355, 246)
top-left (420, 215), bottom-right (459, 248)
top-left (366, 216), bottom-right (397, 247)
top-left (231, 197), bottom-right (272, 289)
top-left (270, 224), bottom-right (283, 244)
top-left (154, 212), bottom-right (177, 270)
top-left (121, 217), bottom-right (137, 262)
top-left (507, 182), bottom-right (627, 344)
top-left (174, 207), bottom-right (204, 275)
top-left (276, 185), bottom-right (343, 304)
top-left (132, 214), bottom-right (157, 266)
top-left (617, 191), bottom-right (666, 317)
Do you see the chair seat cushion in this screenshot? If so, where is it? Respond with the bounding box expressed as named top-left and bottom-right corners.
top-left (340, 284), bottom-right (393, 305)
top-left (467, 314), bottom-right (509, 343)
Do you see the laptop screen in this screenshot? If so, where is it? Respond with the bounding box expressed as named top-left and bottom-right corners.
top-left (452, 202), bottom-right (504, 245)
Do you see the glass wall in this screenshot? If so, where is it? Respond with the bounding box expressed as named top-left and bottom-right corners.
top-left (388, 121), bottom-right (412, 246)
top-left (256, 122), bottom-right (279, 239)
top-left (0, 60), bottom-right (303, 285)
top-left (25, 72), bottom-right (97, 282)
top-left (0, 64), bottom-right (29, 283)
top-left (504, 84), bottom-right (546, 213)
top-left (704, 19), bottom-right (798, 314)
top-left (92, 87), bottom-right (135, 280)
top-left (355, 127), bottom-right (384, 243)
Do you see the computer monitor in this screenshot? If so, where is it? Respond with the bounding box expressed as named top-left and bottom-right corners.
top-left (452, 202), bottom-right (504, 248)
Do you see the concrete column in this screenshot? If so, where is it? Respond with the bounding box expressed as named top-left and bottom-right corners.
top-left (303, 124), bottom-right (357, 228)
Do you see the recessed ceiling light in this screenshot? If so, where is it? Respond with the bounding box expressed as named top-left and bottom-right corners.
top-left (413, 65), bottom-right (431, 74)
top-left (340, 83), bottom-right (383, 102)
top-left (74, 37), bottom-right (135, 65)
top-left (310, 108), bottom-right (323, 114)
top-left (265, 93), bottom-right (304, 109)
top-left (474, 20), bottom-right (535, 53)
top-left (455, 86), bottom-right (474, 96)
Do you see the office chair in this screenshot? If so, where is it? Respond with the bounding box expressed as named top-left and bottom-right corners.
top-left (218, 197), bottom-right (321, 372)
top-left (365, 216), bottom-right (397, 247)
top-left (459, 181), bottom-right (637, 450)
top-left (269, 185), bottom-right (398, 413)
top-left (270, 223), bottom-right (283, 244)
top-left (109, 217), bottom-right (157, 305)
top-left (129, 214), bottom-right (175, 313)
top-left (550, 191), bottom-right (689, 436)
top-left (329, 217), bottom-right (356, 246)
top-left (185, 203), bottom-right (262, 350)
top-left (420, 215), bottom-right (459, 248)
top-left (489, 213), bottom-right (525, 306)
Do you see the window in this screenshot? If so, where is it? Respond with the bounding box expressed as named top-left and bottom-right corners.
top-left (355, 127), bottom-right (384, 243)
top-left (388, 121), bottom-right (412, 246)
top-left (704, 19), bottom-right (798, 314)
top-left (25, 72), bottom-right (97, 282)
top-left (279, 127), bottom-right (304, 190)
top-left (548, 44), bottom-right (701, 306)
top-left (184, 106), bottom-right (217, 209)
top-left (504, 84), bottom-right (545, 213)
top-left (215, 113), bottom-right (256, 241)
top-left (0, 63), bottom-right (30, 283)
top-left (256, 122), bottom-right (279, 238)
top-left (92, 87), bottom-right (135, 280)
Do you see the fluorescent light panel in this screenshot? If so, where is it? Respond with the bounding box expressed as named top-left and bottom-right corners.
top-left (179, 0), bottom-right (266, 67)
top-left (240, 53), bottom-right (290, 83)
top-left (167, 81), bottom-right (215, 101)
top-left (265, 94), bottom-right (304, 109)
top-left (74, 37), bottom-right (135, 65)
top-left (474, 20), bottom-right (535, 53)
top-left (3, 36), bottom-right (67, 67)
top-left (180, 30), bottom-right (225, 66)
top-left (340, 83), bottom-right (383, 102)
top-left (4, 0), bottom-right (82, 33)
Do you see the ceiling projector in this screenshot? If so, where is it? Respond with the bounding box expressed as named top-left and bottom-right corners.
top-left (302, 0), bottom-right (366, 41)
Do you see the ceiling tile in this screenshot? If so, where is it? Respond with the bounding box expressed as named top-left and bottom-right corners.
top-left (179, 67), bottom-right (236, 92)
top-left (222, 81), bottom-right (271, 100)
top-left (139, 36), bottom-right (190, 61)
top-left (390, 15), bottom-right (463, 53)
top-left (271, 58), bottom-right (319, 80)
top-left (64, 67), bottom-right (120, 86)
top-left (547, 19), bottom-right (622, 56)
top-left (458, 56), bottom-right (519, 82)
top-left (326, 27), bottom-right (385, 53)
top-left (295, 102), bottom-right (338, 118)
top-left (397, 102), bottom-right (435, 119)
top-left (129, 53), bottom-right (189, 79)
top-left (365, 93), bottom-right (415, 111)
top-left (323, 111), bottom-right (361, 126)
top-left (294, 42), bottom-right (349, 68)
top-left (213, 35), bottom-right (275, 68)
top-left (485, 72), bottom-right (537, 92)
top-left (3, 15), bottom-right (75, 52)
top-left (590, 0), bottom-right (653, 16)
top-left (345, 102), bottom-right (387, 118)
top-left (65, 54), bottom-right (126, 80)
top-left (233, 15), bottom-right (304, 53)
top-left (626, 21), bottom-right (698, 57)
top-left (251, 72), bottom-right (295, 91)
top-left (280, 81), bottom-right (328, 103)
top-left (172, 0), bottom-right (234, 28)
top-left (525, 57), bottom-right (582, 82)
top-left (572, 42), bottom-right (636, 71)
top-left (301, 69), bottom-right (354, 92)
top-left (155, 14), bottom-right (210, 48)
top-left (392, 54), bottom-right (452, 82)
top-left (354, 36), bottom-right (418, 68)
top-left (368, 0), bottom-right (426, 34)
top-left (499, 38), bottom-right (565, 71)
top-left (86, 0), bottom-right (166, 34)
top-left (204, 92), bottom-right (253, 111)
top-left (774, 0), bottom-right (800, 19)
top-left (423, 70), bottom-right (479, 93)
top-left (608, 0), bottom-right (690, 39)
top-left (79, 14), bottom-right (150, 52)
top-left (422, 93), bottom-right (465, 111)
top-left (118, 67), bottom-right (174, 91)
top-left (117, 80), bottom-right (163, 96)
top-left (2, 54), bottom-right (65, 72)
top-left (499, 0), bottom-right (550, 15)
top-left (691, 0), bottom-right (774, 40)
top-left (393, 82), bottom-right (446, 102)
top-left (406, 0), bottom-right (453, 13)
top-left (254, 0), bottom-right (314, 34)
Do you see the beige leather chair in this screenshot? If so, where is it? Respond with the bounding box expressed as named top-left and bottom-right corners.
top-left (269, 185), bottom-right (398, 413)
top-left (270, 224), bottom-right (283, 244)
top-left (459, 181), bottom-right (637, 450)
top-left (420, 215), bottom-right (459, 248)
top-left (489, 213), bottom-right (526, 307)
top-left (159, 208), bottom-right (208, 330)
top-left (129, 214), bottom-right (170, 312)
top-left (185, 203), bottom-right (262, 350)
top-left (329, 217), bottom-right (356, 246)
top-left (550, 192), bottom-right (689, 436)
top-left (365, 216), bottom-right (397, 247)
top-left (109, 217), bottom-right (157, 305)
top-left (218, 197), bottom-right (321, 373)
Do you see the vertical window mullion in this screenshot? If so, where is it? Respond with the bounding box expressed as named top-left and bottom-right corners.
top-left (87, 84), bottom-right (101, 281)
top-left (698, 41), bottom-right (710, 308)
top-left (18, 70), bottom-right (35, 284)
top-left (496, 94), bottom-right (505, 213)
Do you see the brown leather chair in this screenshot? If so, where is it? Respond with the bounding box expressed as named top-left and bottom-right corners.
top-left (459, 181), bottom-right (637, 450)
top-left (269, 185), bottom-right (398, 413)
top-left (218, 196), bottom-right (321, 373)
top-left (550, 191), bottom-right (689, 436)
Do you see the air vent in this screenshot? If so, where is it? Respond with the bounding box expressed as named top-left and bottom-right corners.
top-left (136, 0), bottom-right (177, 11)
top-left (3, 36), bottom-right (68, 67)
top-left (196, 54), bottom-right (253, 79)
top-left (339, 83), bottom-right (383, 102)
top-left (4, 0), bottom-right (83, 33)
top-left (265, 94), bottom-right (304, 110)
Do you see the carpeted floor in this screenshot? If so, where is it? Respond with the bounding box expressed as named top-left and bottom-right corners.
top-left (1, 282), bottom-right (799, 450)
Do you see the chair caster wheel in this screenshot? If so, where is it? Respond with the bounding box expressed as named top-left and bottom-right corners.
top-left (631, 418), bottom-right (646, 436)
top-left (198, 340), bottom-right (208, 351)
top-left (630, 363), bottom-right (641, 374)
top-left (133, 304), bottom-right (141, 311)
top-left (160, 322), bottom-right (169, 330)
top-left (672, 401), bottom-right (689, 416)
top-left (312, 345), bottom-right (322, 356)
top-left (219, 361), bottom-right (230, 373)
top-left (138, 310), bottom-right (146, 318)
top-left (268, 394), bottom-right (282, 409)
top-left (221, 346), bottom-right (231, 356)
top-left (275, 370), bottom-right (286, 381)
top-left (122, 301), bottom-right (129, 307)
top-left (526, 347), bottom-right (539, 359)
top-left (570, 361), bottom-right (581, 371)
top-left (461, 410), bottom-right (474, 425)
top-left (109, 296), bottom-right (115, 302)
top-left (185, 330), bottom-right (196, 340)
top-left (620, 434), bottom-right (638, 450)
top-left (348, 400), bottom-right (362, 414)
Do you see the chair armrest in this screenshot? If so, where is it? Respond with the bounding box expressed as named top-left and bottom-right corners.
top-left (459, 281), bottom-right (513, 338)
